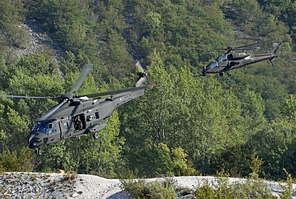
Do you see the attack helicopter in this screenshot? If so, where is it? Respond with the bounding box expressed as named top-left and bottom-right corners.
top-left (202, 41), bottom-right (282, 77)
top-left (0, 62), bottom-right (154, 154)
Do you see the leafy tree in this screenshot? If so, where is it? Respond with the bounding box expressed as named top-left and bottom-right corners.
top-left (120, 51), bottom-right (255, 176)
top-left (0, 54), bottom-right (63, 153)
top-left (27, 0), bottom-right (97, 54)
top-left (94, 0), bottom-right (134, 78)
top-left (0, 0), bottom-right (29, 48)
top-left (257, 0), bottom-right (296, 50)
top-left (245, 120), bottom-right (294, 179)
top-left (0, 147), bottom-right (35, 172)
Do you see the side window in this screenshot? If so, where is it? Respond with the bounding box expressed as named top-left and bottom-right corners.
top-left (95, 112), bottom-right (99, 119)
top-left (64, 122), bottom-right (69, 130)
top-left (48, 123), bottom-right (56, 134)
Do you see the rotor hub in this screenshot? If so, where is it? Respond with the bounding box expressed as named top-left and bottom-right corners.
top-left (60, 93), bottom-right (73, 101)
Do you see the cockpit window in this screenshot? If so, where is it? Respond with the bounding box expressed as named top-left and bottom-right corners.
top-left (48, 123), bottom-right (56, 134)
top-left (208, 61), bottom-right (219, 69)
top-left (217, 54), bottom-right (228, 62)
top-left (32, 121), bottom-right (57, 135)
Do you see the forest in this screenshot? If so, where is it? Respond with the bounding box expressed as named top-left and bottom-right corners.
top-left (0, 0), bottom-right (296, 182)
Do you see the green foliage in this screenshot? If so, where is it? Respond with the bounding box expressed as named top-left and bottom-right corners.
top-left (27, 0), bottom-right (97, 53)
top-left (0, 0), bottom-right (29, 48)
top-left (94, 0), bottom-right (134, 78)
top-left (121, 178), bottom-right (176, 199)
top-left (120, 52), bottom-right (268, 176)
top-left (194, 178), bottom-right (278, 199)
top-left (282, 95), bottom-right (296, 122)
top-left (280, 169), bottom-right (294, 199)
top-left (231, 179), bottom-right (278, 199)
top-left (222, 0), bottom-right (289, 41)
top-left (249, 155), bottom-right (264, 179)
top-left (0, 147), bottom-right (35, 172)
top-left (257, 1), bottom-right (296, 49)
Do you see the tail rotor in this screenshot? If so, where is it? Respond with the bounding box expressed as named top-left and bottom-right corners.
top-left (135, 61), bottom-right (155, 87)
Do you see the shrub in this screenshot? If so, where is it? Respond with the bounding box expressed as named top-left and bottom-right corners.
top-left (121, 178), bottom-right (176, 199)
top-left (63, 171), bottom-right (77, 185)
top-left (194, 178), bottom-right (278, 199)
top-left (232, 179), bottom-right (278, 199)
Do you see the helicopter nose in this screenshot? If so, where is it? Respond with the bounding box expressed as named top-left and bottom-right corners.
top-left (28, 132), bottom-right (41, 148)
top-left (28, 134), bottom-right (35, 144)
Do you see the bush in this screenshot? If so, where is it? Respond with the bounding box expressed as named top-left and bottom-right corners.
top-left (232, 179), bottom-right (278, 199)
top-left (121, 178), bottom-right (176, 199)
top-left (194, 178), bottom-right (278, 199)
top-left (63, 171), bottom-right (78, 185)
top-left (0, 147), bottom-right (35, 172)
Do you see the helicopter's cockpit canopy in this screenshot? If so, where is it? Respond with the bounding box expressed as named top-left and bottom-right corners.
top-left (208, 61), bottom-right (219, 69)
top-left (217, 54), bottom-right (228, 62)
top-left (31, 120), bottom-right (57, 135)
top-left (207, 53), bottom-right (229, 69)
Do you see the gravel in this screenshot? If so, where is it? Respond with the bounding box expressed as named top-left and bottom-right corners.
top-left (1, 172), bottom-right (296, 199)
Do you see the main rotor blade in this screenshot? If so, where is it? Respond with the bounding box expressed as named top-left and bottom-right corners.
top-left (38, 99), bottom-right (68, 121)
top-left (80, 85), bottom-right (153, 98)
top-left (70, 64), bottom-right (94, 93)
top-left (0, 94), bottom-right (51, 99)
top-left (233, 41), bottom-right (261, 50)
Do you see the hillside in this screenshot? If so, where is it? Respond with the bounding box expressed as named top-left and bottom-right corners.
top-left (1, 172), bottom-right (295, 199)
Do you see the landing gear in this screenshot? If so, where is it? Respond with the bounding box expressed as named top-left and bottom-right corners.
top-left (93, 133), bottom-right (99, 139)
top-left (219, 72), bottom-right (224, 77)
top-left (227, 73), bottom-right (232, 77)
top-left (35, 148), bottom-right (41, 155)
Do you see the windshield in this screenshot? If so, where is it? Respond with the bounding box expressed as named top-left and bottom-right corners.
top-left (32, 121), bottom-right (57, 134)
top-left (217, 54), bottom-right (228, 62)
top-left (208, 61), bottom-right (219, 69)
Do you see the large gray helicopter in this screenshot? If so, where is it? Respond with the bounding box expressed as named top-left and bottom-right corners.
top-left (202, 41), bottom-right (282, 77)
top-left (0, 62), bottom-right (154, 154)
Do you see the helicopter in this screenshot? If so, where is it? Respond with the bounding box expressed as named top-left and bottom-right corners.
top-left (0, 62), bottom-right (154, 154)
top-left (202, 41), bottom-right (282, 77)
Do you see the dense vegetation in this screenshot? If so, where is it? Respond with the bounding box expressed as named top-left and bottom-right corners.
top-left (0, 0), bottom-right (296, 183)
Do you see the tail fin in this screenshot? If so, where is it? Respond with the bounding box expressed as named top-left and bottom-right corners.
top-left (270, 42), bottom-right (282, 54)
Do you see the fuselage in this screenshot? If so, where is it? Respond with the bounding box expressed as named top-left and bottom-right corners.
top-left (204, 51), bottom-right (276, 74)
top-left (28, 89), bottom-right (145, 148)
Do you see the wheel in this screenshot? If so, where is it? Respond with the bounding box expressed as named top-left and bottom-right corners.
top-left (227, 73), bottom-right (232, 77)
top-left (93, 133), bottom-right (99, 139)
top-left (35, 148), bottom-right (41, 155)
top-left (219, 72), bottom-right (224, 77)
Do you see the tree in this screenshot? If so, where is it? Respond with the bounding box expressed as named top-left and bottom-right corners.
top-left (27, 0), bottom-right (97, 53)
top-left (0, 147), bottom-right (35, 172)
top-left (0, 0), bottom-right (29, 48)
top-left (120, 51), bottom-right (252, 176)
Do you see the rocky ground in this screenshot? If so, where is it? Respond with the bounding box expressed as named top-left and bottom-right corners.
top-left (0, 172), bottom-right (296, 199)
